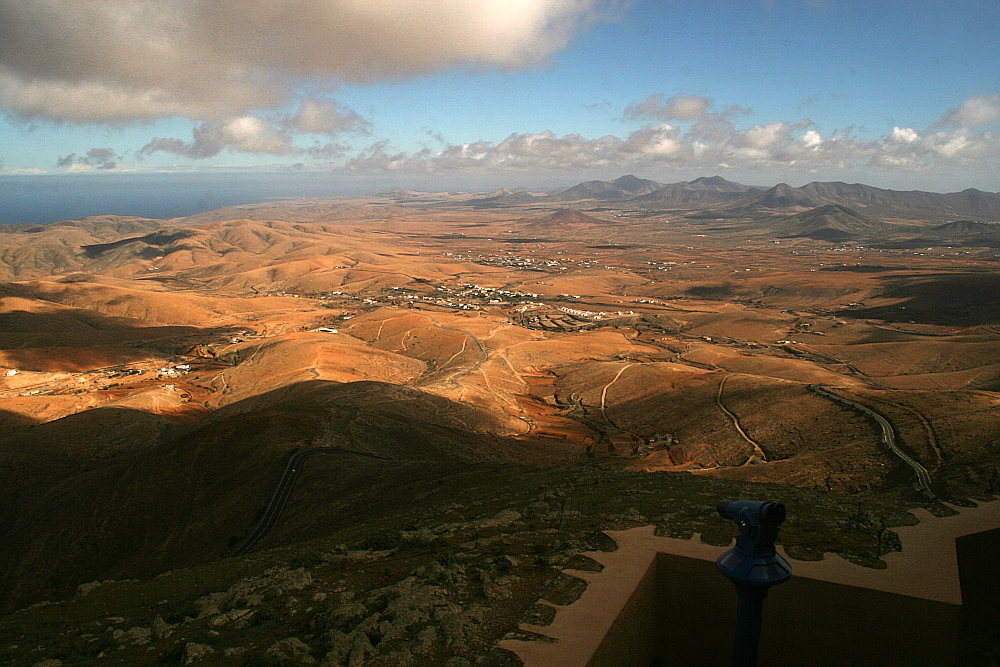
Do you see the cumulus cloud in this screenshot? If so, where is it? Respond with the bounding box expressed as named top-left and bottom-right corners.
top-left (279, 98), bottom-right (371, 136)
top-left (139, 115), bottom-right (350, 160)
top-left (345, 94), bottom-right (846, 174)
top-left (888, 127), bottom-right (921, 144)
top-left (57, 147), bottom-right (119, 170)
top-left (140, 118), bottom-right (293, 159)
top-left (0, 0), bottom-right (606, 123)
top-left (939, 94), bottom-right (1000, 128)
top-left (343, 93), bottom-right (1000, 177)
top-left (347, 124), bottom-right (707, 173)
top-left (872, 124), bottom-right (998, 171)
top-left (137, 96), bottom-right (368, 160)
top-left (623, 93), bottom-right (752, 143)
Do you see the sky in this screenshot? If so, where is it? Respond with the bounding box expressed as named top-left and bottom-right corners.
top-left (1, 0), bottom-right (999, 209)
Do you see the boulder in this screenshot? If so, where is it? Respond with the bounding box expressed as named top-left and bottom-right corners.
top-left (266, 637), bottom-right (316, 664)
top-left (182, 642), bottom-right (216, 664)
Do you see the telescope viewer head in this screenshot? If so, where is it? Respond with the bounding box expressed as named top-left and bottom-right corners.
top-left (715, 499), bottom-right (791, 587)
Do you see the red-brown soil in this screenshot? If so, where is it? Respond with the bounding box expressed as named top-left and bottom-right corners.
top-left (2, 194), bottom-right (999, 613)
top-left (2, 198), bottom-right (998, 490)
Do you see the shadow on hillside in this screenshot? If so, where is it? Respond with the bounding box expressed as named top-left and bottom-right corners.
top-left (80, 229), bottom-right (202, 259)
top-left (0, 408), bottom-right (38, 429)
top-left (833, 273), bottom-right (1000, 326)
top-left (0, 379), bottom-right (576, 613)
top-left (0, 300), bottom-right (241, 370)
top-left (0, 406), bottom-right (171, 458)
top-left (210, 379), bottom-right (576, 464)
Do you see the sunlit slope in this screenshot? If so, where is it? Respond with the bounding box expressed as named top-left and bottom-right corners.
top-left (1, 198), bottom-right (998, 500)
top-left (207, 332), bottom-right (427, 409)
top-left (1, 280), bottom-right (318, 327)
top-left (0, 217), bottom-right (172, 277)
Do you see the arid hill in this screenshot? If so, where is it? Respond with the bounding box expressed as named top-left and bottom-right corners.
top-left (551, 174), bottom-right (665, 200)
top-left (523, 208), bottom-right (618, 229)
top-left (1, 182), bottom-right (999, 664)
top-left (631, 175), bottom-right (756, 206)
top-left (932, 220), bottom-right (1000, 236)
top-left (773, 204), bottom-right (891, 241)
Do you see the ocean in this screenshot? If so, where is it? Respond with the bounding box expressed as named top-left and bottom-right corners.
top-left (0, 172), bottom-right (373, 225)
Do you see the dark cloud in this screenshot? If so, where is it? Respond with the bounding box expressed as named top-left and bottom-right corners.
top-left (57, 147), bottom-right (119, 170)
top-left (0, 0), bottom-right (607, 123)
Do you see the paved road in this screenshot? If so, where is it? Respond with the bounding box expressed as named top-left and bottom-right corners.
top-left (809, 385), bottom-right (940, 500)
top-left (229, 447), bottom-right (391, 557)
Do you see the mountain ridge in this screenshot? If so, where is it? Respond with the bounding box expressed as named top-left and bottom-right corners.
top-left (477, 175), bottom-right (1000, 220)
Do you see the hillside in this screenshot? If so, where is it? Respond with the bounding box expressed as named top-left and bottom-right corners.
top-left (2, 190), bottom-right (1000, 665)
top-left (631, 175), bottom-right (755, 206)
top-left (772, 204), bottom-right (892, 241)
top-left (1, 456), bottom-right (938, 666)
top-left (551, 174), bottom-right (664, 201)
top-left (933, 220), bottom-right (1000, 235)
top-left (522, 208), bottom-right (619, 229)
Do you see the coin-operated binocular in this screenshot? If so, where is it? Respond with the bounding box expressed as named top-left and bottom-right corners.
top-left (716, 500), bottom-right (792, 667)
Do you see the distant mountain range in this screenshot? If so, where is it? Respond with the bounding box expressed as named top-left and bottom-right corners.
top-left (471, 175), bottom-right (1000, 221)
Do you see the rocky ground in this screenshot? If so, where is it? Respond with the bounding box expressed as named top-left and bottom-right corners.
top-left (0, 462), bottom-right (970, 666)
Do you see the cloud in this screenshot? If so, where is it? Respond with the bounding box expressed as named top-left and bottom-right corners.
top-left (0, 0), bottom-right (607, 123)
top-left (137, 96), bottom-right (368, 160)
top-left (623, 93), bottom-right (751, 143)
top-left (139, 112), bottom-right (353, 160)
top-left (624, 93), bottom-right (715, 122)
top-left (348, 126), bottom-right (689, 172)
top-left (346, 124), bottom-right (694, 173)
top-left (140, 118), bottom-right (294, 159)
top-left (57, 147), bottom-right (119, 170)
top-left (278, 98), bottom-right (371, 136)
top-left (939, 94), bottom-right (1000, 128)
top-left (423, 128), bottom-right (448, 145)
top-left (623, 94), bottom-right (754, 124)
top-left (343, 97), bottom-right (1000, 177)
top-left (888, 127), bottom-right (921, 144)
top-left (873, 125), bottom-right (998, 171)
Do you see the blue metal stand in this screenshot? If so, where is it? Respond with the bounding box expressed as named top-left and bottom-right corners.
top-left (716, 500), bottom-right (792, 667)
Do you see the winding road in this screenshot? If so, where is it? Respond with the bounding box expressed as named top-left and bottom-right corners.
top-left (599, 362), bottom-right (638, 422)
top-left (810, 385), bottom-right (940, 500)
top-left (229, 447), bottom-right (391, 557)
top-left (717, 373), bottom-right (767, 465)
